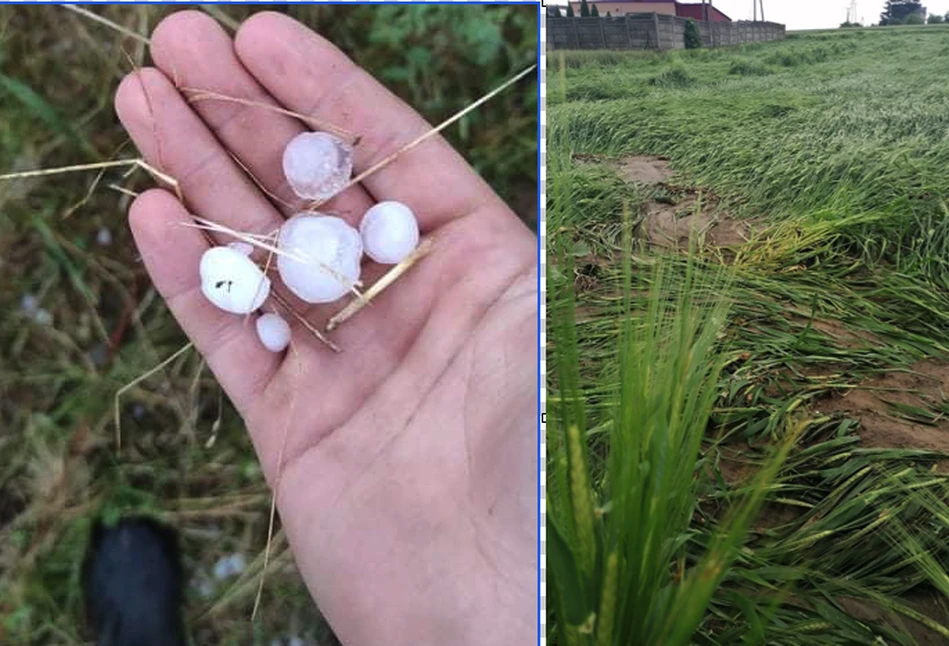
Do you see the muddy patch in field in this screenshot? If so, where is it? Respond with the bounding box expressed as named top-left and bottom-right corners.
top-left (641, 192), bottom-right (759, 250)
top-left (809, 319), bottom-right (881, 349)
top-left (572, 252), bottom-right (608, 295)
top-left (571, 153), bottom-right (674, 185)
top-left (815, 360), bottom-right (949, 467)
top-left (789, 316), bottom-right (884, 350)
top-left (711, 444), bottom-right (807, 531)
top-left (751, 502), bottom-right (805, 534)
top-left (615, 155), bottom-right (673, 185)
top-left (713, 443), bottom-right (757, 484)
top-left (571, 152), bottom-right (762, 251)
top-left (837, 593), bottom-right (949, 646)
top-left (570, 152), bottom-right (605, 165)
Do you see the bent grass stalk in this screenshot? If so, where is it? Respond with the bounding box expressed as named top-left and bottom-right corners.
top-left (252, 336), bottom-right (303, 620)
top-left (61, 4), bottom-right (153, 45)
top-left (183, 88), bottom-right (358, 144)
top-left (113, 341), bottom-right (194, 450)
top-left (325, 236), bottom-right (433, 331)
top-left (0, 158), bottom-right (181, 201)
top-left (310, 64), bottom-right (537, 210)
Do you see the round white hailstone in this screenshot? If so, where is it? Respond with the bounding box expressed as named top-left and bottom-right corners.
top-left (228, 241), bottom-right (254, 256)
top-left (96, 226), bottom-right (112, 246)
top-left (360, 201), bottom-right (420, 265)
top-left (282, 132), bottom-right (354, 201)
top-left (199, 246), bottom-right (271, 314)
top-left (256, 313), bottom-right (291, 353)
top-left (277, 213), bottom-right (362, 303)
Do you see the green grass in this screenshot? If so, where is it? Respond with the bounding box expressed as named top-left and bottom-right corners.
top-left (548, 26), bottom-right (949, 645)
top-left (0, 5), bottom-right (536, 644)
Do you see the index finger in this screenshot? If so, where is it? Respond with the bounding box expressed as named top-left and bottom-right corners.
top-left (233, 11), bottom-right (525, 231)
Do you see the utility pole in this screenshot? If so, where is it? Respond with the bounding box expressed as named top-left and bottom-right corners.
top-left (753, 0), bottom-right (757, 22)
top-left (759, 0), bottom-right (765, 21)
top-left (846, 0), bottom-right (857, 23)
top-left (709, 0), bottom-right (714, 46)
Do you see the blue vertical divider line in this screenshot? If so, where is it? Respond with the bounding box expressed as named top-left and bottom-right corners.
top-left (537, 2), bottom-right (546, 645)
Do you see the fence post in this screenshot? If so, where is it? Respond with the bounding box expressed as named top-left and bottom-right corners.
top-left (624, 14), bottom-right (634, 49)
top-left (599, 16), bottom-right (607, 48)
top-left (653, 12), bottom-right (661, 51)
top-left (571, 18), bottom-right (580, 48)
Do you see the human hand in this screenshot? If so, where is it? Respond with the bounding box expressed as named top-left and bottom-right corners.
top-left (114, 10), bottom-right (536, 646)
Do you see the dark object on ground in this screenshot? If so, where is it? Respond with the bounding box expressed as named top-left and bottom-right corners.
top-left (81, 516), bottom-right (187, 646)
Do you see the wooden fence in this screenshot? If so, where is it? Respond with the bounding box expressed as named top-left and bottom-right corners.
top-left (547, 14), bottom-right (785, 51)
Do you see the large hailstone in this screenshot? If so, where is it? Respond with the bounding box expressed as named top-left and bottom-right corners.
top-left (359, 201), bottom-right (420, 265)
top-left (277, 213), bottom-right (362, 304)
top-left (256, 313), bottom-right (291, 353)
top-left (199, 246), bottom-right (271, 314)
top-left (282, 132), bottom-right (354, 202)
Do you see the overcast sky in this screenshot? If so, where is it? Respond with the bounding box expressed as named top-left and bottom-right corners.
top-left (709, 0), bottom-right (949, 29)
top-left (554, 1), bottom-right (949, 30)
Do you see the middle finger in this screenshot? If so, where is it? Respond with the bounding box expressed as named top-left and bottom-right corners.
top-left (149, 10), bottom-right (374, 224)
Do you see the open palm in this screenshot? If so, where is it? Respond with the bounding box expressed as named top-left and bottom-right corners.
top-left (115, 11), bottom-right (536, 646)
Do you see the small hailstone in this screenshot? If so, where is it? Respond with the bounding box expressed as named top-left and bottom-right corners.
top-left (32, 308), bottom-right (53, 326)
top-left (20, 293), bottom-right (38, 314)
top-left (96, 226), bottom-right (112, 246)
top-left (283, 132), bottom-right (354, 201)
top-left (194, 575), bottom-right (216, 599)
top-left (21, 296), bottom-right (53, 326)
top-left (212, 553), bottom-right (247, 580)
top-left (360, 201), bottom-right (420, 265)
top-left (228, 241), bottom-right (254, 256)
top-left (256, 313), bottom-right (291, 353)
top-left (199, 246), bottom-right (271, 314)
top-left (277, 213), bottom-right (362, 304)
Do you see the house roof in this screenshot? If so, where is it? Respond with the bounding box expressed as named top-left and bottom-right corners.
top-left (572, 0), bottom-right (733, 22)
top-left (676, 2), bottom-right (732, 22)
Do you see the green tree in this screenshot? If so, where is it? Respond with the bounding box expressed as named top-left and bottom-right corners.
top-left (566, 3), bottom-right (575, 17)
top-left (905, 12), bottom-right (924, 24)
top-left (927, 13), bottom-right (944, 23)
top-left (580, 0), bottom-right (590, 17)
top-left (880, 1), bottom-right (925, 25)
top-left (880, 0), bottom-right (893, 24)
top-left (684, 18), bottom-right (702, 49)
top-left (606, 11), bottom-right (612, 18)
top-left (591, 3), bottom-right (600, 17)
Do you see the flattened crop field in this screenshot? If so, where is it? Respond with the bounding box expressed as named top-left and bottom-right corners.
top-left (547, 25), bottom-right (949, 645)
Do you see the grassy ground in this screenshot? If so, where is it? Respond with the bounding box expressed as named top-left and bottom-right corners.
top-left (0, 5), bottom-right (536, 644)
top-left (548, 26), bottom-right (949, 645)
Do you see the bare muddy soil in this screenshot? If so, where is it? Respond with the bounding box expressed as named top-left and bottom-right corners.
top-left (816, 360), bottom-right (949, 466)
top-left (640, 192), bottom-right (758, 250)
top-left (613, 155), bottom-right (672, 185)
top-left (573, 153), bottom-right (761, 251)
